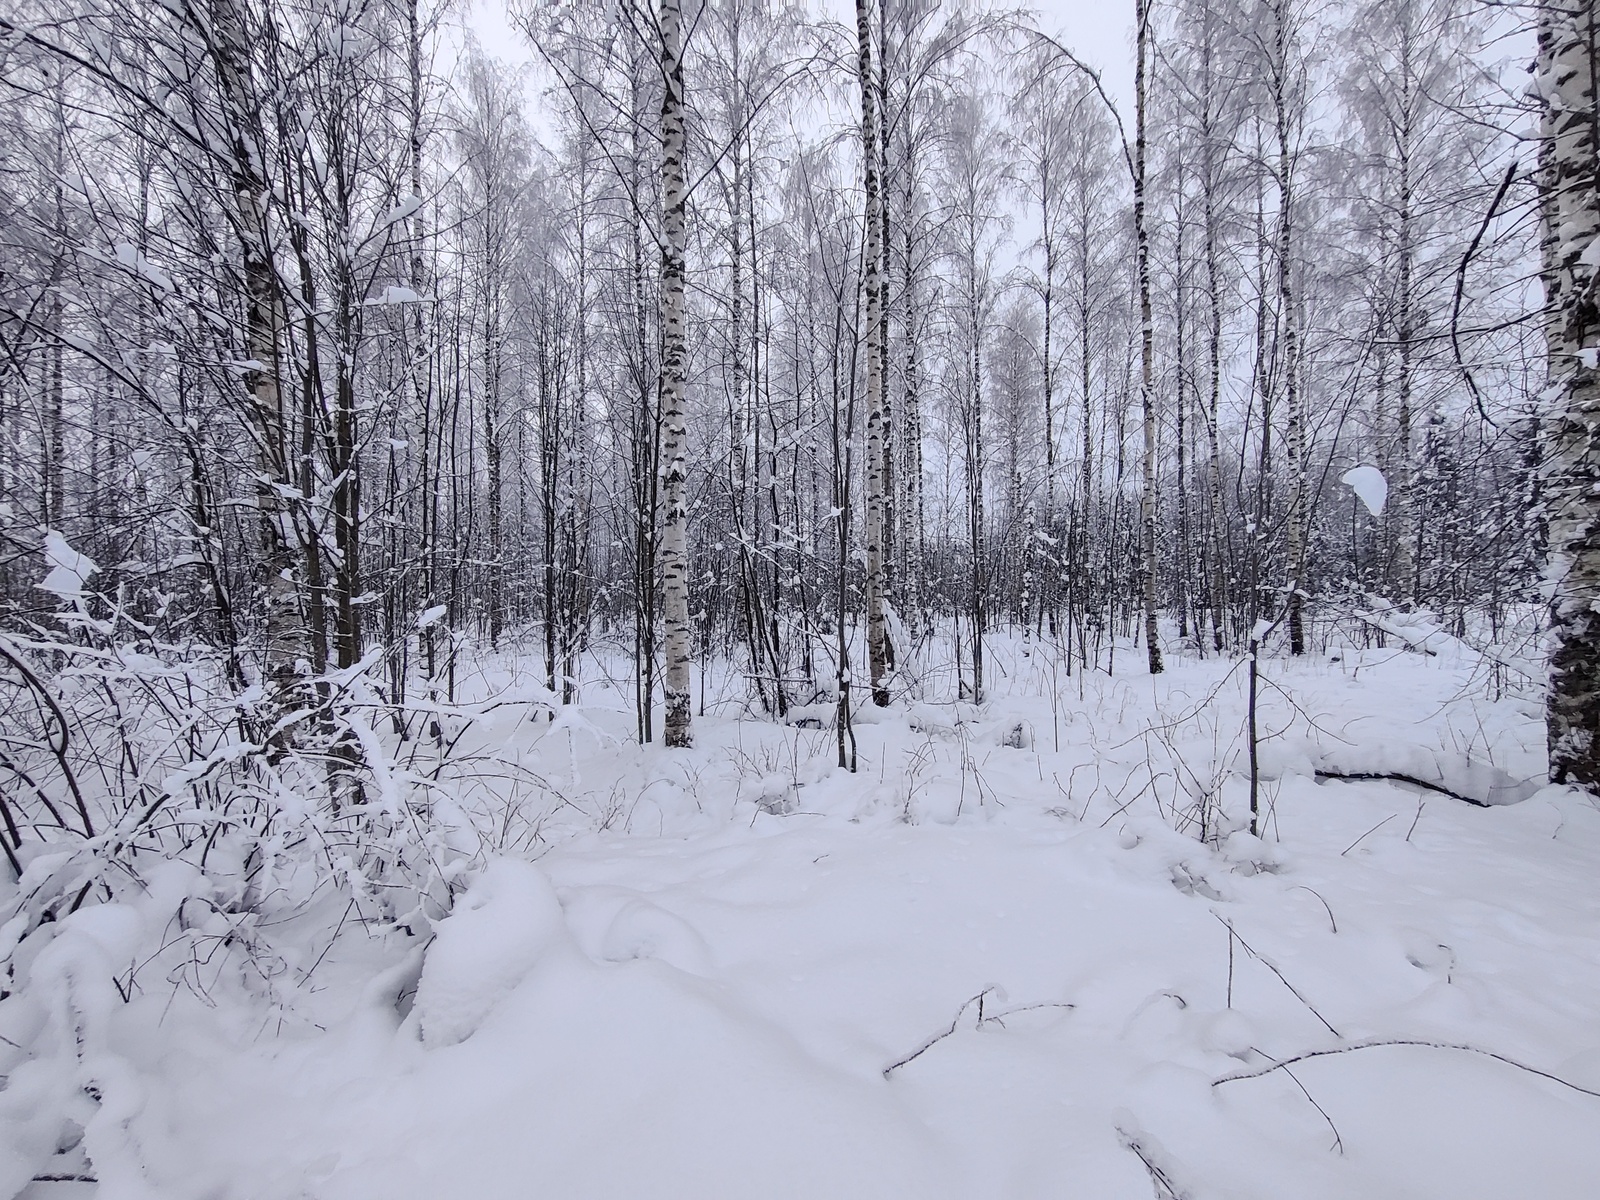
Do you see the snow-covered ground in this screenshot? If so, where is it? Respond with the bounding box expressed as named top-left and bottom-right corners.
top-left (6, 633), bottom-right (1600, 1199)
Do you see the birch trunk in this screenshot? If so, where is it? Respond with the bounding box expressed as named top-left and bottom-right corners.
top-left (1135, 0), bottom-right (1163, 673)
top-left (857, 0), bottom-right (891, 706)
top-left (1200, 1), bottom-right (1228, 652)
top-left (1272, 0), bottom-right (1306, 655)
top-left (900, 92), bottom-right (925, 642)
top-left (208, 0), bottom-right (308, 731)
top-left (1540, 3), bottom-right (1600, 788)
top-left (658, 0), bottom-right (693, 748)
top-left (1391, 39), bottom-right (1417, 604)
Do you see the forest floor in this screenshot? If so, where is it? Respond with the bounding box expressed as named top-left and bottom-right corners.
top-left (10, 628), bottom-right (1600, 1200)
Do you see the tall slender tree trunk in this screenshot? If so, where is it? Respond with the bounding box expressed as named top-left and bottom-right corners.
top-left (1135, 0), bottom-right (1163, 673)
top-left (1200, 13), bottom-right (1228, 652)
top-left (484, 284), bottom-right (504, 649)
top-left (1540, 3), bottom-right (1600, 788)
top-left (658, 0), bottom-right (693, 748)
top-left (208, 0), bottom-right (307, 733)
top-left (46, 79), bottom-right (66, 533)
top-left (1272, 0), bottom-right (1306, 656)
top-left (1041, 162), bottom-right (1059, 638)
top-left (1174, 176), bottom-right (1191, 641)
top-left (1078, 207), bottom-right (1094, 671)
top-left (900, 101), bottom-right (925, 642)
top-left (857, 0), bottom-right (891, 706)
top-left (1392, 47), bottom-right (1417, 604)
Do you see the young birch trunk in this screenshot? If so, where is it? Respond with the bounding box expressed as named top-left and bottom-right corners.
top-left (1201, 17), bottom-right (1228, 652)
top-left (857, 0), bottom-right (891, 706)
top-left (1174, 178), bottom-right (1190, 641)
top-left (657, 0), bottom-right (693, 748)
top-left (484, 283), bottom-right (504, 649)
top-left (1540, 4), bottom-right (1600, 788)
top-left (1041, 155), bottom-right (1058, 638)
top-left (208, 0), bottom-right (308, 733)
top-left (407, 0), bottom-right (431, 634)
top-left (1135, 0), bottom-right (1163, 673)
top-left (1272, 0), bottom-right (1306, 656)
top-left (900, 104), bottom-right (925, 643)
top-left (1392, 55), bottom-right (1417, 604)
top-left (968, 294), bottom-right (986, 701)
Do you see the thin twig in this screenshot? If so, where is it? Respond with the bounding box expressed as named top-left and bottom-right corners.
top-left (1115, 1124), bottom-right (1191, 1200)
top-left (1213, 914), bottom-right (1340, 1037)
top-left (882, 988), bottom-right (996, 1077)
top-left (1280, 1062), bottom-right (1344, 1154)
top-left (1215, 1039), bottom-right (1600, 1101)
top-left (1291, 885), bottom-right (1338, 934)
top-left (1405, 797), bottom-right (1426, 842)
top-left (1340, 814), bottom-right (1395, 856)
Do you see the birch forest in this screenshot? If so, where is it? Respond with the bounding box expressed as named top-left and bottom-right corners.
top-left (0, 0), bottom-right (1596, 1195)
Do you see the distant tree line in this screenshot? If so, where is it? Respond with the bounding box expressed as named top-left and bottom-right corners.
top-left (0, 0), bottom-right (1559, 764)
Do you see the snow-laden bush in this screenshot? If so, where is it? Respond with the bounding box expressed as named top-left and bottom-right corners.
top-left (0, 609), bottom-right (560, 1186)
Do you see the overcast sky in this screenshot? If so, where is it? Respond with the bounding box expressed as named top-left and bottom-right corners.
top-left (1032, 0), bottom-right (1135, 110)
top-left (467, 0), bottom-right (1138, 114)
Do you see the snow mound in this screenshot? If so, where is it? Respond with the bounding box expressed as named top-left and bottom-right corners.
top-left (413, 860), bottom-right (569, 1046)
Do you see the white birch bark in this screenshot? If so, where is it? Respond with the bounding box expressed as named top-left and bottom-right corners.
top-left (657, 0), bottom-right (693, 748)
top-left (1540, 4), bottom-right (1600, 787)
top-left (1270, 0), bottom-right (1307, 656)
top-left (207, 0), bottom-right (308, 732)
top-left (857, 0), bottom-right (891, 707)
top-left (1135, 0), bottom-right (1163, 674)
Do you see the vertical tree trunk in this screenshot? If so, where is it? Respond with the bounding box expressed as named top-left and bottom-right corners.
top-left (1272, 0), bottom-right (1306, 656)
top-left (1250, 154), bottom-right (1274, 644)
top-left (1200, 8), bottom-right (1228, 652)
top-left (1391, 41), bottom-right (1417, 604)
top-left (857, 0), bottom-right (891, 707)
top-left (1042, 177), bottom-right (1057, 638)
top-left (968, 290), bottom-right (986, 701)
top-left (1135, 0), bottom-right (1163, 673)
top-left (1174, 176), bottom-right (1191, 641)
top-left (1540, 3), bottom-right (1600, 788)
top-left (484, 284), bottom-right (504, 649)
top-left (900, 99), bottom-right (925, 642)
top-left (1078, 205), bottom-right (1094, 671)
top-left (46, 77), bottom-right (66, 533)
top-left (658, 0), bottom-right (693, 748)
top-left (208, 0), bottom-right (308, 733)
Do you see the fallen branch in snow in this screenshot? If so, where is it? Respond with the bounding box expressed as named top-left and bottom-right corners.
top-left (978, 1000), bottom-right (1076, 1029)
top-left (881, 988), bottom-right (1074, 1077)
top-left (1348, 610), bottom-right (1438, 656)
top-left (1115, 1122), bottom-right (1192, 1199)
top-left (1214, 1039), bottom-right (1600, 1101)
top-left (882, 988), bottom-right (999, 1077)
top-left (1314, 769), bottom-right (1489, 808)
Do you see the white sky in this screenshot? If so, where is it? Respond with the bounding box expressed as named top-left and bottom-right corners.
top-left (466, 0), bottom-right (1137, 115)
top-left (1031, 0), bottom-right (1135, 111)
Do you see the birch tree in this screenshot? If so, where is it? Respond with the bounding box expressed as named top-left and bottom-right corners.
top-left (855, 0), bottom-right (893, 706)
top-left (656, 0), bottom-right (694, 747)
top-left (1539, 2), bottom-right (1600, 789)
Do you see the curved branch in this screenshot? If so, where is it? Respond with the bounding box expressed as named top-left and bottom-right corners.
top-left (1450, 158), bottom-right (1520, 429)
top-left (1216, 1038), bottom-right (1600, 1101)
